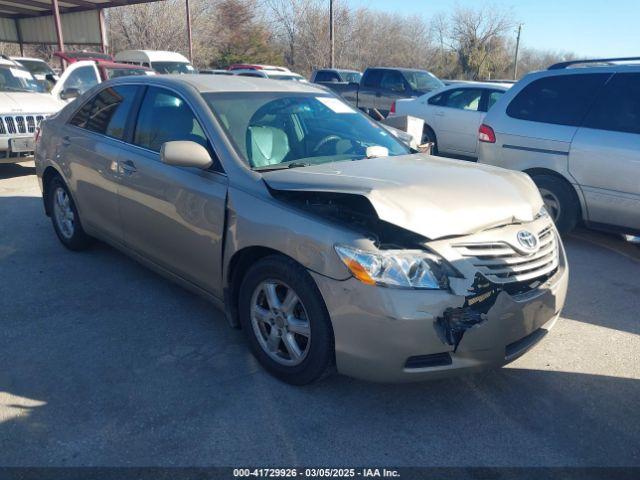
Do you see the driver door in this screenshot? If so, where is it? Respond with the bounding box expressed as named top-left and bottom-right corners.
top-left (378, 70), bottom-right (408, 117)
top-left (117, 86), bottom-right (228, 296)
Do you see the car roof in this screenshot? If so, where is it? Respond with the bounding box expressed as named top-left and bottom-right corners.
top-left (115, 50), bottom-right (190, 63)
top-left (365, 67), bottom-right (432, 73)
top-left (109, 73), bottom-right (326, 94)
top-left (10, 57), bottom-right (46, 62)
top-left (443, 81), bottom-right (511, 90)
top-left (99, 61), bottom-right (153, 70)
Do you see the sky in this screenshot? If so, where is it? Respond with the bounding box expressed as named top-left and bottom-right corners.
top-left (347, 0), bottom-right (639, 58)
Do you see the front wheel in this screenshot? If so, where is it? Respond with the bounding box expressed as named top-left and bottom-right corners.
top-left (239, 255), bottom-right (334, 385)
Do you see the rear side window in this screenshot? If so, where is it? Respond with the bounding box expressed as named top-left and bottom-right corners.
top-left (85, 85), bottom-right (139, 139)
top-left (443, 88), bottom-right (483, 111)
top-left (362, 69), bottom-right (382, 88)
top-left (506, 73), bottom-right (610, 126)
top-left (582, 73), bottom-right (640, 135)
top-left (486, 90), bottom-right (504, 111)
top-left (380, 70), bottom-right (406, 92)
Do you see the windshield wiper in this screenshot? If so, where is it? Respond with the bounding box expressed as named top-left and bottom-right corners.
top-left (254, 161), bottom-right (311, 172)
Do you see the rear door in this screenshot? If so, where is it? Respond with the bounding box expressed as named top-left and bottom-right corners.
top-left (430, 87), bottom-right (485, 155)
top-left (495, 73), bottom-right (611, 171)
top-left (117, 86), bottom-right (228, 295)
top-left (58, 85), bottom-right (141, 242)
top-left (569, 72), bottom-right (640, 230)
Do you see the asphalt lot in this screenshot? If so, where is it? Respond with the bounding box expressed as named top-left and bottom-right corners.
top-left (1, 161), bottom-right (638, 467)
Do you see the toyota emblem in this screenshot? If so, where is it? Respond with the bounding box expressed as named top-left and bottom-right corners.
top-left (517, 230), bottom-right (538, 250)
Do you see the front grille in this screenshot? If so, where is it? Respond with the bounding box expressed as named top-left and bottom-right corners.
top-left (453, 224), bottom-right (559, 284)
top-left (0, 114), bottom-right (48, 136)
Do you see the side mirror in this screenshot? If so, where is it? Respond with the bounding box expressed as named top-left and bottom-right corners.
top-left (60, 87), bottom-right (81, 100)
top-left (45, 73), bottom-right (59, 83)
top-left (160, 141), bottom-right (213, 169)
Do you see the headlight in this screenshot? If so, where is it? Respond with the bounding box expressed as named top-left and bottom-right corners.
top-left (536, 205), bottom-right (550, 219)
top-left (334, 245), bottom-right (455, 289)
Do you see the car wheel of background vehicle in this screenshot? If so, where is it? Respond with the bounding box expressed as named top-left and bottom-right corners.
top-left (532, 174), bottom-right (579, 235)
top-left (422, 126), bottom-right (438, 155)
top-left (238, 255), bottom-right (334, 385)
top-left (47, 176), bottom-right (93, 251)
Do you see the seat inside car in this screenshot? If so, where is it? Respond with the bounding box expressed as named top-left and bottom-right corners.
top-left (247, 125), bottom-right (290, 167)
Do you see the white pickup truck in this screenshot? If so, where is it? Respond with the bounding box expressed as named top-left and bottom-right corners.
top-left (0, 57), bottom-right (64, 164)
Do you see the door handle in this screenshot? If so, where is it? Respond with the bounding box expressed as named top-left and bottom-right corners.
top-left (120, 160), bottom-right (137, 175)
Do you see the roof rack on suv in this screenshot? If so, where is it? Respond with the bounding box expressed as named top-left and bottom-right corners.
top-left (548, 56), bottom-right (640, 70)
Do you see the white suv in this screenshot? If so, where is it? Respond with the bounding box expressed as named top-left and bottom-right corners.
top-left (478, 58), bottom-right (640, 235)
top-left (0, 57), bottom-right (64, 163)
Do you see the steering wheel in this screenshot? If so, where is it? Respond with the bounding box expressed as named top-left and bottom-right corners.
top-left (312, 135), bottom-right (342, 154)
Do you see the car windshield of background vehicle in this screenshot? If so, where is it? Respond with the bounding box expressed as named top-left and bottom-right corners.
top-left (0, 66), bottom-right (41, 93)
top-left (151, 62), bottom-right (195, 74)
top-left (105, 67), bottom-right (151, 79)
top-left (15, 60), bottom-right (54, 77)
top-left (204, 92), bottom-right (410, 170)
top-left (404, 71), bottom-right (444, 92)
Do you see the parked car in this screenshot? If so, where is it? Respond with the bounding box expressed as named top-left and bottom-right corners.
top-left (310, 68), bottom-right (362, 84)
top-left (51, 60), bottom-right (154, 102)
top-left (0, 58), bottom-right (64, 163)
top-left (478, 58), bottom-right (640, 235)
top-left (10, 57), bottom-right (58, 91)
top-left (390, 82), bottom-right (511, 158)
top-left (322, 67), bottom-right (444, 118)
top-left (228, 64), bottom-right (307, 82)
top-left (35, 75), bottom-right (567, 384)
top-left (115, 50), bottom-right (195, 74)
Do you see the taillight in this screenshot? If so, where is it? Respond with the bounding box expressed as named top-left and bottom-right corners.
top-left (390, 101), bottom-right (396, 114)
top-left (478, 123), bottom-right (496, 143)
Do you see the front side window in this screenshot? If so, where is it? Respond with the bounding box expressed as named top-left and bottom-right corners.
top-left (341, 71), bottom-right (362, 83)
top-left (362, 69), bottom-right (382, 88)
top-left (0, 66), bottom-right (40, 92)
top-left (582, 73), bottom-right (640, 135)
top-left (204, 92), bottom-right (410, 170)
top-left (506, 73), bottom-right (611, 126)
top-left (83, 85), bottom-right (139, 139)
top-left (315, 71), bottom-right (340, 82)
top-left (403, 70), bottom-right (444, 92)
top-left (380, 71), bottom-right (406, 92)
top-left (133, 87), bottom-right (208, 152)
top-left (62, 66), bottom-right (99, 95)
top-left (443, 88), bottom-right (483, 111)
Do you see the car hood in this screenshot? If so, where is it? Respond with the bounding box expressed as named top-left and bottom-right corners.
top-left (262, 154), bottom-right (544, 240)
top-left (0, 92), bottom-right (65, 114)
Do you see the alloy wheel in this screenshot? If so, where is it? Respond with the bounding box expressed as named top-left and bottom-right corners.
top-left (53, 187), bottom-right (75, 240)
top-left (250, 280), bottom-right (311, 366)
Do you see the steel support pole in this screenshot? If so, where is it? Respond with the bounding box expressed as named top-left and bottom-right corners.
top-left (329, 0), bottom-right (334, 68)
top-left (513, 24), bottom-right (522, 80)
top-left (186, 0), bottom-right (193, 62)
top-left (51, 0), bottom-right (65, 71)
top-left (98, 9), bottom-right (108, 54)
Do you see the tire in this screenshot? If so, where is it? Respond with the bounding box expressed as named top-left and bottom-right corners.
top-left (47, 175), bottom-right (93, 251)
top-left (531, 174), bottom-right (579, 235)
top-left (238, 255), bottom-right (335, 385)
top-left (422, 126), bottom-right (438, 155)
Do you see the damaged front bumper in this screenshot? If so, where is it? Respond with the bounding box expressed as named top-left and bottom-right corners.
top-left (310, 242), bottom-right (568, 383)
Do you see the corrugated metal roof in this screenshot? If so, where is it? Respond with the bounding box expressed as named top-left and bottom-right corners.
top-left (0, 1), bottom-right (163, 19)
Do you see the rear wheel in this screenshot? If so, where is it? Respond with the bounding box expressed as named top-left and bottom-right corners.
top-left (531, 174), bottom-right (579, 235)
top-left (422, 126), bottom-right (438, 155)
top-left (47, 176), bottom-right (92, 250)
top-left (239, 255), bottom-right (334, 385)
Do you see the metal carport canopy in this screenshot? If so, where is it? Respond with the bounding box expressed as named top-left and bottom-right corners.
top-left (0, 1), bottom-right (168, 53)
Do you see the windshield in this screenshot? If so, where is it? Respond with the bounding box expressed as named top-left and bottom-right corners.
top-left (105, 67), bottom-right (151, 79)
top-left (152, 62), bottom-right (195, 74)
top-left (340, 71), bottom-right (362, 83)
top-left (0, 66), bottom-right (41, 92)
top-left (204, 92), bottom-right (409, 170)
top-left (404, 70), bottom-right (444, 92)
top-left (15, 60), bottom-right (54, 76)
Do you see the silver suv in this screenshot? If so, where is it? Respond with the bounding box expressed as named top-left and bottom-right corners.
top-left (35, 75), bottom-right (568, 384)
top-left (478, 58), bottom-right (640, 235)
